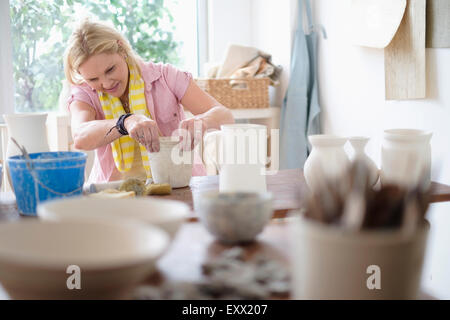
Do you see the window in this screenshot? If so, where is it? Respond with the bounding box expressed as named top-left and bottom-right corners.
top-left (6, 0), bottom-right (202, 113)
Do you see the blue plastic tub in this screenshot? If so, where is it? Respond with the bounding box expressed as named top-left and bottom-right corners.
top-left (7, 151), bottom-right (87, 216)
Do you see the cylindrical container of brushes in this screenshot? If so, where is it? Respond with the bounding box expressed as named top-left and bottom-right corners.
top-left (290, 214), bottom-right (429, 299)
top-left (290, 160), bottom-right (431, 299)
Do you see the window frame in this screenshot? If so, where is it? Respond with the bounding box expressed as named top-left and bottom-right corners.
top-left (0, 0), bottom-right (15, 117)
top-left (196, 0), bottom-right (209, 77)
top-left (1, 0), bottom-right (209, 115)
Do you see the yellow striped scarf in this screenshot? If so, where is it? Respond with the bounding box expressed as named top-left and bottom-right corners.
top-left (98, 61), bottom-right (152, 178)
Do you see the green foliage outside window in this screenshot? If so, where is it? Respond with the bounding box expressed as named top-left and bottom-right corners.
top-left (10, 0), bottom-right (180, 112)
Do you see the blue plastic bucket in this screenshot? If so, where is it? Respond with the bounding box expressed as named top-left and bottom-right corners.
top-left (7, 151), bottom-right (87, 216)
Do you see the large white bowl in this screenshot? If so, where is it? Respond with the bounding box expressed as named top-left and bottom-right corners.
top-left (0, 220), bottom-right (169, 299)
top-left (37, 196), bottom-right (190, 239)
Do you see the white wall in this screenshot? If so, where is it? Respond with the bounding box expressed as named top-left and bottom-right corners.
top-left (313, 0), bottom-right (450, 178)
top-left (313, 0), bottom-right (450, 299)
top-left (250, 0), bottom-right (294, 107)
top-left (208, 0), bottom-right (253, 64)
top-left (209, 0), bottom-right (450, 300)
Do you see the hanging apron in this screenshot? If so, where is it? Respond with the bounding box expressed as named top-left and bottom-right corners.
top-left (279, 0), bottom-right (324, 169)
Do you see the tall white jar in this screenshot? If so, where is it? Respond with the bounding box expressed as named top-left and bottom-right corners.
top-left (3, 113), bottom-right (50, 187)
top-left (3, 113), bottom-right (50, 157)
top-left (381, 129), bottom-right (432, 188)
top-left (303, 135), bottom-right (350, 193)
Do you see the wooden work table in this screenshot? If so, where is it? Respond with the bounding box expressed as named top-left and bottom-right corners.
top-left (168, 169), bottom-right (450, 218)
top-left (0, 218), bottom-right (436, 300)
top-left (2, 169), bottom-right (450, 222)
top-left (0, 169), bottom-right (448, 299)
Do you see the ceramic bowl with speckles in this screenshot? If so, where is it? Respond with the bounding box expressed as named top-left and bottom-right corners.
top-left (196, 191), bottom-right (273, 245)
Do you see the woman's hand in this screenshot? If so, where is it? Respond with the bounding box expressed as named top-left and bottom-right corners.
top-left (124, 114), bottom-right (160, 153)
top-left (178, 80), bottom-right (234, 151)
top-left (179, 116), bottom-right (209, 151)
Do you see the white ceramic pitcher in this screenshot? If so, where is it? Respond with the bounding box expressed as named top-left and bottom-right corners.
top-left (204, 124), bottom-right (268, 193)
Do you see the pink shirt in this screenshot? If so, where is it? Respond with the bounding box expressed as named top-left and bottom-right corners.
top-left (68, 61), bottom-right (206, 183)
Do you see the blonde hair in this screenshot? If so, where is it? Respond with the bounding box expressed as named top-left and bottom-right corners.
top-left (64, 19), bottom-right (143, 85)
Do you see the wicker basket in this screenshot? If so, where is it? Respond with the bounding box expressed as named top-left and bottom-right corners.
top-left (195, 78), bottom-right (270, 109)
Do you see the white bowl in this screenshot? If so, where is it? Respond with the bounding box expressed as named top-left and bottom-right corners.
top-left (0, 220), bottom-right (169, 299)
top-left (37, 196), bottom-right (190, 239)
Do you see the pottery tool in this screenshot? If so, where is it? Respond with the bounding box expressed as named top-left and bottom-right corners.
top-left (341, 161), bottom-right (370, 230)
top-left (303, 159), bottom-right (430, 231)
top-left (10, 137), bottom-right (32, 166)
top-left (384, 0), bottom-right (426, 100)
top-left (89, 189), bottom-right (136, 199)
top-left (88, 180), bottom-right (125, 193)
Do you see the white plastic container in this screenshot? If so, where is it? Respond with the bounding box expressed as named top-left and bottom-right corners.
top-left (381, 129), bottom-right (432, 188)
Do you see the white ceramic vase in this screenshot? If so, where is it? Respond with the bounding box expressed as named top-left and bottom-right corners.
top-left (3, 113), bottom-right (50, 186)
top-left (381, 129), bottom-right (432, 188)
top-left (303, 135), bottom-right (350, 193)
top-left (348, 136), bottom-right (379, 186)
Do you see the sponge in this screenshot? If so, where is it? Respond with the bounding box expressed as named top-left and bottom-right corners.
top-left (119, 178), bottom-right (146, 196)
top-left (145, 183), bottom-right (172, 195)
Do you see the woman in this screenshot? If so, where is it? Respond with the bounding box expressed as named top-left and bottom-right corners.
top-left (64, 20), bottom-right (234, 183)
